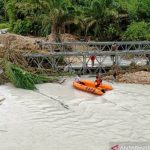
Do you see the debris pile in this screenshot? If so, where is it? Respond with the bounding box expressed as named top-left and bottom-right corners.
top-left (117, 71), bottom-right (150, 84)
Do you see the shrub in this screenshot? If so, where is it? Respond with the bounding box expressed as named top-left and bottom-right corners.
top-left (0, 23), bottom-right (10, 29)
top-left (12, 19), bottom-right (51, 36)
top-left (12, 20), bottom-right (32, 35)
top-left (105, 24), bottom-right (120, 40)
top-left (122, 21), bottom-right (150, 40)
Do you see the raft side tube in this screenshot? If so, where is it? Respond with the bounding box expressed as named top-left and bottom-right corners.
top-left (80, 80), bottom-right (113, 90)
top-left (73, 81), bottom-right (103, 95)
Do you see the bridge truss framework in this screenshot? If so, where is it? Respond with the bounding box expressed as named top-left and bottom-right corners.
top-left (25, 41), bottom-right (150, 74)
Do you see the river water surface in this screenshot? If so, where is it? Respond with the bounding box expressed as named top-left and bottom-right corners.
top-left (0, 77), bottom-right (150, 150)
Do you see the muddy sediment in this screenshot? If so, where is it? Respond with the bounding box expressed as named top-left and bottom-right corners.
top-left (103, 71), bottom-right (150, 84)
top-left (117, 71), bottom-right (150, 84)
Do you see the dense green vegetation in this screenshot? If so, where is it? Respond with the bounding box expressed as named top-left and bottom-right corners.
top-left (0, 0), bottom-right (150, 41)
top-left (3, 61), bottom-right (59, 90)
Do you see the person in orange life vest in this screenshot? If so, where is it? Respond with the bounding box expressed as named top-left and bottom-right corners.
top-left (95, 74), bottom-right (105, 93)
top-left (95, 74), bottom-right (102, 87)
top-left (90, 55), bottom-right (96, 67)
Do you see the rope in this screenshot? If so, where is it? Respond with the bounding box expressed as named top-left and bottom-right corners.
top-left (35, 90), bottom-right (69, 110)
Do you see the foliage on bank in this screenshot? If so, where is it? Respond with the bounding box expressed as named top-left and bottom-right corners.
top-left (4, 61), bottom-right (59, 90)
top-left (122, 21), bottom-right (150, 40)
top-left (0, 46), bottom-right (60, 90)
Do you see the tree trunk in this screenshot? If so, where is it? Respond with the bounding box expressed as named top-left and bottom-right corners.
top-left (51, 23), bottom-right (58, 42)
top-left (60, 24), bottom-right (65, 34)
top-left (51, 23), bottom-right (57, 34)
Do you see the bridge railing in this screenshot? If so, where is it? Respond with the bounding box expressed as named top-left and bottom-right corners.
top-left (37, 41), bottom-right (150, 52)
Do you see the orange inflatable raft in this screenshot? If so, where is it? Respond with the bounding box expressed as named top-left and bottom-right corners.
top-left (80, 80), bottom-right (113, 90)
top-left (73, 81), bottom-right (104, 95)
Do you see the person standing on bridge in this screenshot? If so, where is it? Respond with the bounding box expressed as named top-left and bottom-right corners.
top-left (111, 42), bottom-right (118, 65)
top-left (86, 36), bottom-right (96, 67)
top-left (146, 54), bottom-right (150, 65)
top-left (90, 55), bottom-right (96, 67)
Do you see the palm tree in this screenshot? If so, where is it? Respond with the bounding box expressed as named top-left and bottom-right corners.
top-left (32, 0), bottom-right (74, 41)
top-left (84, 0), bottom-right (118, 38)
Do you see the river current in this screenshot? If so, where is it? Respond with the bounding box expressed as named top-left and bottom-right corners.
top-left (0, 77), bottom-right (150, 150)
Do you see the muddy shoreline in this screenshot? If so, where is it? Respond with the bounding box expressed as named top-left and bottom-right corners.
top-left (103, 71), bottom-right (150, 85)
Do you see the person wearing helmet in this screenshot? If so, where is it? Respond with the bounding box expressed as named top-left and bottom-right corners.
top-left (74, 74), bottom-right (85, 85)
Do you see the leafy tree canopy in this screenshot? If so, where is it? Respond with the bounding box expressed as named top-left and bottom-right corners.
top-left (2, 0), bottom-right (150, 40)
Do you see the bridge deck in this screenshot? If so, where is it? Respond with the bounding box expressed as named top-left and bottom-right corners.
top-left (25, 50), bottom-right (150, 58)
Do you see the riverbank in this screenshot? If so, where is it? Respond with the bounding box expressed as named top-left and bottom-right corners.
top-left (117, 71), bottom-right (150, 84)
top-left (103, 71), bottom-right (150, 85)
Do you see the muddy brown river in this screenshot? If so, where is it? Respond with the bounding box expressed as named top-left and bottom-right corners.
top-left (0, 77), bottom-right (150, 150)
